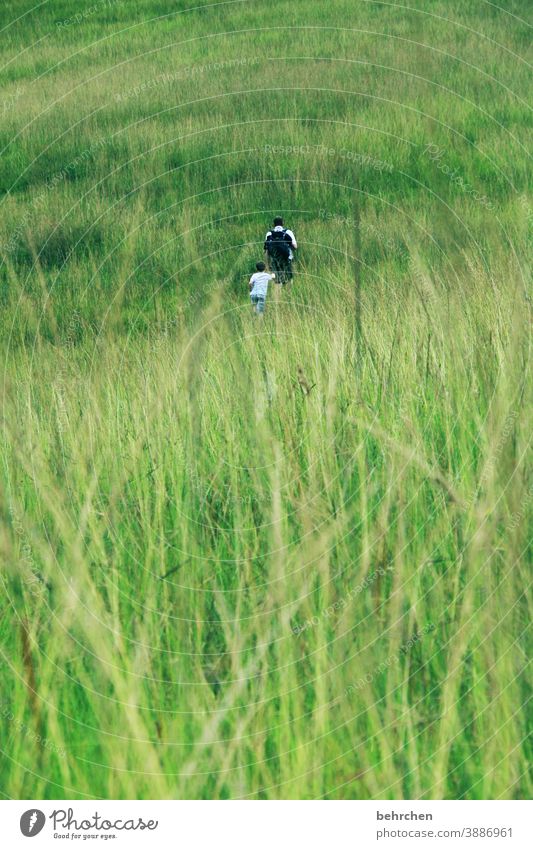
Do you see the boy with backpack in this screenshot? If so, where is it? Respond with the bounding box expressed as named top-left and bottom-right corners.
top-left (264, 217), bottom-right (297, 282)
top-left (248, 261), bottom-right (275, 314)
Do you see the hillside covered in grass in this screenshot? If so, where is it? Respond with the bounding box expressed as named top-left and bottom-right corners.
top-left (0, 0), bottom-right (531, 799)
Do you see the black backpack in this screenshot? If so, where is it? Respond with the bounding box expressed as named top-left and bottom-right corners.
top-left (266, 229), bottom-right (291, 260)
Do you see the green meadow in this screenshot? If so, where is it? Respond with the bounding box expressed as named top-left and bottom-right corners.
top-left (0, 0), bottom-right (531, 799)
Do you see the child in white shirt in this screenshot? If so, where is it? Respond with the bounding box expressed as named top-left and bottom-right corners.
top-left (249, 261), bottom-right (275, 314)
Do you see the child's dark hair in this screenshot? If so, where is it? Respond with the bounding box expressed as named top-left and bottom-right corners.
top-left (256, 261), bottom-right (266, 271)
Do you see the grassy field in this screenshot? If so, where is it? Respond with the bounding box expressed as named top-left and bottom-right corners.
top-left (0, 0), bottom-right (531, 799)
